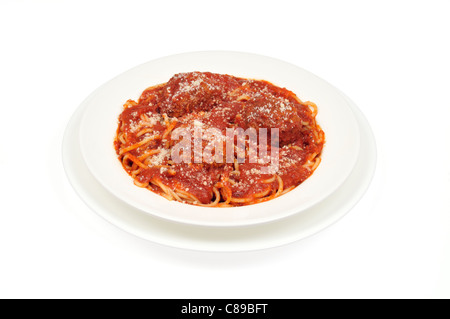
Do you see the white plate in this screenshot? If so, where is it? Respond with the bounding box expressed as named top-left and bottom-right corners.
top-left (78, 52), bottom-right (360, 227)
top-left (63, 89), bottom-right (376, 252)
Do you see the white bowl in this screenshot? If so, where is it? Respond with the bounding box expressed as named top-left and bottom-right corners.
top-left (79, 51), bottom-right (360, 227)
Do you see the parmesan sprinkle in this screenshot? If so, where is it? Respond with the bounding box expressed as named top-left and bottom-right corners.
top-left (149, 148), bottom-right (170, 166)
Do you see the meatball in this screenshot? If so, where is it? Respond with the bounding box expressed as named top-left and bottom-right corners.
top-left (160, 72), bottom-right (240, 117)
top-left (237, 94), bottom-right (302, 146)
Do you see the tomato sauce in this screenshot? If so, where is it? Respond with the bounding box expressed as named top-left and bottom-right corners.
top-left (116, 72), bottom-right (324, 205)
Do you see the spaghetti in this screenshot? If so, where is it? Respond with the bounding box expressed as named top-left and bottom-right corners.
top-left (114, 72), bottom-right (325, 207)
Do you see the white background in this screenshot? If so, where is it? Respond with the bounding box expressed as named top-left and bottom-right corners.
top-left (1, 0), bottom-right (449, 299)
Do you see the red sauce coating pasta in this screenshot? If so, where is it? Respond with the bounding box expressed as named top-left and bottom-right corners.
top-left (115, 72), bottom-right (324, 206)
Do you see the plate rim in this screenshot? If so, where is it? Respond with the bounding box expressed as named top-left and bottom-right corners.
top-left (62, 87), bottom-right (377, 252)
